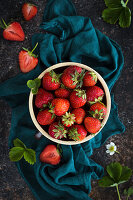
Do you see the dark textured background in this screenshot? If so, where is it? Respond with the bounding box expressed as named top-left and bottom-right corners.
top-left (0, 0), bottom-right (133, 199)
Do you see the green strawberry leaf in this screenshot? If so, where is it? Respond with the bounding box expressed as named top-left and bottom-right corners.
top-left (99, 176), bottom-right (116, 187)
top-left (119, 7), bottom-right (131, 28)
top-left (9, 147), bottom-right (25, 162)
top-left (107, 162), bottom-right (122, 182)
top-left (102, 7), bottom-right (123, 24)
top-left (23, 148), bottom-right (36, 165)
top-left (118, 166), bottom-right (132, 184)
top-left (13, 138), bottom-right (26, 148)
top-left (124, 187), bottom-right (133, 197)
top-left (27, 80), bottom-right (36, 89)
top-left (34, 78), bottom-right (41, 88)
top-left (32, 87), bottom-right (38, 95)
top-left (104, 0), bottom-right (123, 8)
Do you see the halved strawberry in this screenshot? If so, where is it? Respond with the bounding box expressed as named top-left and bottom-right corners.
top-left (89, 102), bottom-right (107, 120)
top-left (84, 117), bottom-right (101, 134)
top-left (62, 112), bottom-right (75, 127)
top-left (83, 71), bottom-right (97, 86)
top-left (19, 43), bottom-right (38, 73)
top-left (0, 19), bottom-right (25, 41)
top-left (70, 89), bottom-right (87, 108)
top-left (22, 3), bottom-right (37, 21)
top-left (48, 122), bottom-right (67, 139)
top-left (86, 86), bottom-right (104, 105)
top-left (37, 109), bottom-right (55, 125)
top-left (68, 125), bottom-right (87, 141)
top-left (71, 108), bottom-right (86, 124)
top-left (40, 144), bottom-right (61, 165)
top-left (43, 71), bottom-right (61, 90)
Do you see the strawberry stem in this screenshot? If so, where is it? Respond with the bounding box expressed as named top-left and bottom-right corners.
top-left (0, 18), bottom-right (8, 29)
top-left (31, 42), bottom-right (38, 54)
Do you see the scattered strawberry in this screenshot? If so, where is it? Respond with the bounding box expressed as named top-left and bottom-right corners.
top-left (55, 88), bottom-right (70, 98)
top-left (35, 88), bottom-right (54, 108)
top-left (68, 125), bottom-right (87, 141)
top-left (84, 117), bottom-right (101, 134)
top-left (43, 71), bottom-right (61, 90)
top-left (48, 122), bottom-right (67, 139)
top-left (37, 109), bottom-right (55, 125)
top-left (22, 3), bottom-right (37, 21)
top-left (89, 102), bottom-right (107, 120)
top-left (86, 86), bottom-right (104, 105)
top-left (71, 108), bottom-right (86, 124)
top-left (83, 71), bottom-right (97, 86)
top-left (70, 89), bottom-right (86, 108)
top-left (49, 98), bottom-right (70, 116)
top-left (40, 144), bottom-right (61, 165)
top-left (19, 43), bottom-right (38, 73)
top-left (0, 19), bottom-right (25, 41)
top-left (61, 66), bottom-right (83, 89)
top-left (62, 112), bottom-right (75, 127)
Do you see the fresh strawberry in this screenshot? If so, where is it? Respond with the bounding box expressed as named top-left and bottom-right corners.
top-left (83, 71), bottom-right (97, 86)
top-left (48, 122), bottom-right (67, 139)
top-left (22, 3), bottom-right (37, 21)
top-left (0, 19), bottom-right (25, 41)
top-left (61, 66), bottom-right (83, 89)
top-left (70, 89), bottom-right (87, 108)
top-left (68, 125), bottom-right (87, 141)
top-left (71, 108), bottom-right (86, 124)
top-left (40, 144), bottom-right (61, 165)
top-left (37, 109), bottom-right (55, 125)
top-left (35, 88), bottom-right (54, 108)
top-left (62, 112), bottom-right (75, 127)
top-left (84, 117), bottom-right (101, 134)
top-left (86, 86), bottom-right (104, 105)
top-left (49, 98), bottom-right (70, 116)
top-left (19, 43), bottom-right (38, 73)
top-left (89, 102), bottom-right (107, 120)
top-left (43, 70), bottom-right (61, 90)
top-left (55, 88), bottom-right (70, 98)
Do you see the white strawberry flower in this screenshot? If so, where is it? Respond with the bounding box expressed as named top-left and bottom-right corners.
top-left (106, 142), bottom-right (119, 155)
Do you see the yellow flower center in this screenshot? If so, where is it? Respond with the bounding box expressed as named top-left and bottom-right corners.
top-left (109, 146), bottom-right (114, 152)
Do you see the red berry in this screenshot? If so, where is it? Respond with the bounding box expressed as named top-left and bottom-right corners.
top-left (62, 112), bottom-right (75, 127)
top-left (22, 3), bottom-right (37, 21)
top-left (50, 98), bottom-right (70, 116)
top-left (86, 86), bottom-right (104, 104)
top-left (55, 88), bottom-right (70, 98)
top-left (83, 71), bottom-right (97, 86)
top-left (48, 122), bottom-right (67, 139)
top-left (84, 117), bottom-right (101, 134)
top-left (89, 102), bottom-right (107, 120)
top-left (43, 71), bottom-right (61, 90)
top-left (71, 108), bottom-right (86, 124)
top-left (70, 89), bottom-right (87, 108)
top-left (68, 125), bottom-right (87, 141)
top-left (37, 109), bottom-right (55, 125)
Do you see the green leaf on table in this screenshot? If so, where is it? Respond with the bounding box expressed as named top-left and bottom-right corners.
top-left (124, 187), bottom-right (133, 197)
top-left (118, 166), bottom-right (132, 184)
top-left (23, 148), bottom-right (36, 165)
top-left (102, 8), bottom-right (123, 24)
top-left (9, 147), bottom-right (24, 162)
top-left (104, 0), bottom-right (122, 8)
top-left (13, 138), bottom-right (26, 149)
top-left (119, 7), bottom-right (131, 28)
top-left (27, 80), bottom-right (36, 89)
top-left (34, 78), bottom-right (41, 88)
top-left (107, 162), bottom-right (122, 182)
top-left (98, 176), bottom-right (116, 187)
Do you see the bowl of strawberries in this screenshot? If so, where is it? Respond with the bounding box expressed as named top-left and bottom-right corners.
top-left (29, 62), bottom-right (111, 145)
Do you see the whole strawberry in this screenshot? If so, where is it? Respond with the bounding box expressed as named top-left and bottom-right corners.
top-left (62, 112), bottom-right (75, 127)
top-left (0, 19), bottom-right (25, 41)
top-left (48, 122), bottom-right (67, 139)
top-left (86, 86), bottom-right (104, 105)
top-left (89, 102), bottom-right (107, 120)
top-left (35, 88), bottom-right (54, 108)
top-left (19, 43), bottom-right (38, 73)
top-left (68, 125), bottom-right (87, 141)
top-left (37, 109), bottom-right (55, 125)
top-left (70, 89), bottom-right (87, 108)
top-left (55, 88), bottom-right (70, 98)
top-left (84, 117), bottom-right (101, 134)
top-left (22, 3), bottom-right (37, 21)
top-left (40, 144), bottom-right (61, 165)
top-left (71, 108), bottom-right (86, 124)
top-left (61, 66), bottom-right (83, 89)
top-left (83, 71), bottom-right (97, 86)
top-left (43, 71), bottom-right (61, 90)
top-left (49, 98), bottom-right (70, 116)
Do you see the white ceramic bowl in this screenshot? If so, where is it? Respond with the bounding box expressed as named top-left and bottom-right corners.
top-left (29, 62), bottom-right (111, 145)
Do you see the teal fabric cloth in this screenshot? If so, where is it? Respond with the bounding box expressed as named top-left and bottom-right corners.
top-left (0, 0), bottom-right (125, 200)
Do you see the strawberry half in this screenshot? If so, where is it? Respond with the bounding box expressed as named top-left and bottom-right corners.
top-left (22, 3), bottom-right (37, 21)
top-left (83, 71), bottom-right (97, 87)
top-left (62, 112), bottom-right (75, 127)
top-left (40, 144), bottom-right (61, 165)
top-left (19, 43), bottom-right (38, 73)
top-left (43, 71), bottom-right (61, 90)
top-left (86, 86), bottom-right (104, 105)
top-left (68, 125), bottom-right (87, 141)
top-left (0, 19), bottom-right (25, 41)
top-left (71, 108), bottom-right (86, 124)
top-left (48, 122), bottom-right (67, 139)
top-left (37, 109), bottom-right (55, 125)
top-left (89, 102), bottom-right (107, 120)
top-left (70, 89), bottom-right (87, 108)
top-left (84, 117), bottom-right (101, 134)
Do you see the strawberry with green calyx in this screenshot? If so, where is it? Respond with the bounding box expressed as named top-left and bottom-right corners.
top-left (86, 86), bottom-right (104, 105)
top-left (84, 117), bottom-right (101, 134)
top-left (43, 70), bottom-right (61, 90)
top-left (49, 98), bottom-right (70, 116)
top-left (0, 18), bottom-right (25, 41)
top-left (40, 144), bottom-right (61, 165)
top-left (70, 89), bottom-right (87, 108)
top-left (89, 102), bottom-right (107, 120)
top-left (48, 122), bottom-right (68, 139)
top-left (22, 3), bottom-right (37, 21)
top-left (83, 71), bottom-right (97, 87)
top-left (19, 43), bottom-right (38, 73)
top-left (62, 112), bottom-right (76, 127)
top-left (55, 87), bottom-right (70, 98)
top-left (27, 78), bottom-right (41, 94)
top-left (71, 108), bottom-right (86, 124)
top-left (68, 125), bottom-right (87, 141)
top-left (37, 109), bottom-right (55, 125)
top-left (35, 88), bottom-right (54, 108)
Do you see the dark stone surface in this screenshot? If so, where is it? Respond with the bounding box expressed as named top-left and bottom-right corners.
top-left (0, 0), bottom-right (133, 199)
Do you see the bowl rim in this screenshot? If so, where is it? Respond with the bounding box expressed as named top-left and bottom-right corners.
top-left (29, 62), bottom-right (111, 145)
